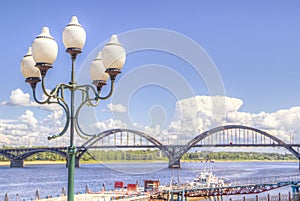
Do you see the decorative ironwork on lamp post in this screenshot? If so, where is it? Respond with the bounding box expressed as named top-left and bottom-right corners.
top-left (20, 16), bottom-right (126, 201)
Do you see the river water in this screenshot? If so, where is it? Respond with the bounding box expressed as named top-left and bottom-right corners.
top-left (0, 161), bottom-right (299, 200)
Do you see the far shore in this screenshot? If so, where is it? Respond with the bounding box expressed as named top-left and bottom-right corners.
top-left (0, 159), bottom-right (298, 167)
top-left (0, 160), bottom-right (66, 166)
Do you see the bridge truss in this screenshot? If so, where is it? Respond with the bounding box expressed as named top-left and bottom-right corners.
top-left (1, 125), bottom-right (300, 168)
top-left (170, 125), bottom-right (300, 167)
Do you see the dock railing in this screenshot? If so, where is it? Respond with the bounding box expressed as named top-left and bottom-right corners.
top-left (4, 191), bottom-right (300, 201)
top-left (229, 174), bottom-right (300, 186)
top-left (229, 192), bottom-right (300, 201)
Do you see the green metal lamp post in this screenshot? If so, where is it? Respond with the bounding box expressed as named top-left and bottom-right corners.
top-left (20, 16), bottom-right (126, 201)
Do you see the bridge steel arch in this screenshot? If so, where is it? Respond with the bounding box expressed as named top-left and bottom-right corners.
top-left (187, 125), bottom-right (299, 156)
top-left (79, 125), bottom-right (300, 169)
top-left (161, 125), bottom-right (300, 168)
top-left (183, 125), bottom-right (299, 165)
top-left (79, 128), bottom-right (171, 159)
top-left (16, 148), bottom-right (67, 160)
top-left (0, 151), bottom-right (14, 160)
top-left (1, 148), bottom-right (68, 167)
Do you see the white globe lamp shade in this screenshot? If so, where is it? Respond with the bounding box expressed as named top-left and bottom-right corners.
top-left (100, 72), bottom-right (109, 82)
top-left (90, 51), bottom-right (106, 81)
top-left (62, 16), bottom-right (86, 50)
top-left (92, 72), bottom-right (110, 91)
top-left (102, 35), bottom-right (126, 70)
top-left (21, 47), bottom-right (41, 78)
top-left (32, 27), bottom-right (58, 65)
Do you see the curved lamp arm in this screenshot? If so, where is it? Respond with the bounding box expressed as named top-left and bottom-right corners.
top-left (41, 76), bottom-right (72, 99)
top-left (31, 84), bottom-right (71, 141)
top-left (74, 95), bottom-right (99, 138)
top-left (75, 85), bottom-right (100, 107)
top-left (75, 79), bottom-right (115, 106)
top-left (96, 79), bottom-right (115, 100)
top-left (47, 98), bottom-right (70, 140)
top-left (32, 87), bottom-right (52, 105)
top-left (79, 79), bottom-right (115, 102)
top-left (74, 81), bottom-right (115, 138)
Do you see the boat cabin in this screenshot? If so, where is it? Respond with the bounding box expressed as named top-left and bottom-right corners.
top-left (144, 180), bottom-right (160, 192)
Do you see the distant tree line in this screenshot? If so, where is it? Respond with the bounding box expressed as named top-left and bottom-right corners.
top-left (0, 148), bottom-right (296, 161)
top-left (88, 149), bottom-right (166, 161)
top-left (182, 151), bottom-right (296, 161)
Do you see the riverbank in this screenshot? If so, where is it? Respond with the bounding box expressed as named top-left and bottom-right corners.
top-left (1, 159), bottom-right (298, 167)
top-left (0, 161), bottom-right (66, 166)
top-left (0, 160), bottom-right (168, 166)
top-left (182, 159), bottom-right (299, 163)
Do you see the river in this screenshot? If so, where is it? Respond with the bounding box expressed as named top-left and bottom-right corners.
top-left (0, 161), bottom-right (299, 200)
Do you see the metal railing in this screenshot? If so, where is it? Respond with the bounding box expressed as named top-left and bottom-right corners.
top-left (229, 175), bottom-right (300, 186)
top-left (230, 192), bottom-right (300, 201)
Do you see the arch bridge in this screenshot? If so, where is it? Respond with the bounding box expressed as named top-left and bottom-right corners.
top-left (1, 125), bottom-right (300, 168)
top-left (0, 147), bottom-right (68, 167)
top-left (81, 125), bottom-right (300, 168)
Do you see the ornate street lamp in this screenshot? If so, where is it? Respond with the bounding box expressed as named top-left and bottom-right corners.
top-left (20, 16), bottom-right (126, 201)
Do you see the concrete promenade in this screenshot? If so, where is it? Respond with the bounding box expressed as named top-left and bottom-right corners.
top-left (34, 193), bottom-right (149, 201)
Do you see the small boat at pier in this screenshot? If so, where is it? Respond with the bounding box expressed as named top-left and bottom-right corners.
top-left (189, 171), bottom-right (226, 188)
top-left (150, 171), bottom-right (229, 200)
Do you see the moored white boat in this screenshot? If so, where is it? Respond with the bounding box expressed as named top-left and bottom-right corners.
top-left (189, 171), bottom-right (227, 188)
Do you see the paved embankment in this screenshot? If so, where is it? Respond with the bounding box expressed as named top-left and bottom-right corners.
top-left (35, 193), bottom-right (149, 201)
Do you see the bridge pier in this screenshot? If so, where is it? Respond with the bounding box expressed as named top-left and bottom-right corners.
top-left (66, 157), bottom-right (80, 168)
top-left (168, 159), bottom-right (180, 169)
top-left (75, 158), bottom-right (80, 168)
top-left (10, 160), bottom-right (24, 168)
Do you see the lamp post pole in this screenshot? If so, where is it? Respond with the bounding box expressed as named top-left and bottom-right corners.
top-left (20, 16), bottom-right (126, 201)
top-left (68, 55), bottom-right (77, 201)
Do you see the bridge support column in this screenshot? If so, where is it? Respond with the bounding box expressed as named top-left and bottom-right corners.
top-left (10, 160), bottom-right (24, 168)
top-left (66, 158), bottom-right (80, 168)
top-left (168, 159), bottom-right (180, 169)
top-left (75, 158), bottom-right (80, 168)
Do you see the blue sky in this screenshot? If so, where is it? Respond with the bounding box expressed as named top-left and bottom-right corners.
top-left (1, 1), bottom-right (300, 146)
top-left (2, 1), bottom-right (298, 112)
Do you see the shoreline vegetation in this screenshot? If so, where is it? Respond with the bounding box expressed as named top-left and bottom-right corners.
top-left (0, 149), bottom-right (298, 166)
top-left (0, 150), bottom-right (297, 166)
top-left (1, 150), bottom-right (296, 160)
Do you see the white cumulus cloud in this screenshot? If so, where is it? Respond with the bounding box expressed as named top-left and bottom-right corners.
top-left (18, 110), bottom-right (38, 130)
top-left (1, 88), bottom-right (31, 106)
top-left (2, 94), bottom-right (300, 147)
top-left (0, 109), bottom-right (72, 147)
top-left (94, 118), bottom-right (127, 131)
top-left (106, 103), bottom-right (127, 113)
top-left (0, 133), bottom-right (11, 145)
top-left (167, 95), bottom-right (300, 144)
top-left (168, 96), bottom-right (243, 135)
top-left (2, 88), bottom-right (62, 111)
